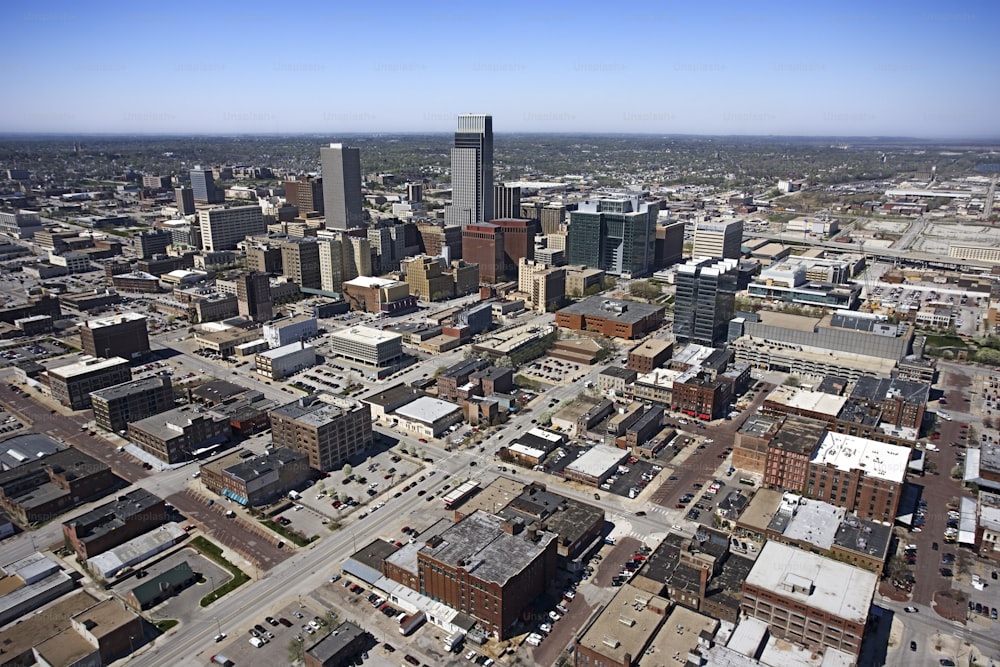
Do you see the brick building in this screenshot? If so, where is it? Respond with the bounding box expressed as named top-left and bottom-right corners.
top-left (627, 338), bottom-right (673, 373)
top-left (90, 374), bottom-right (174, 434)
top-left (555, 296), bottom-right (664, 339)
top-left (62, 489), bottom-right (168, 561)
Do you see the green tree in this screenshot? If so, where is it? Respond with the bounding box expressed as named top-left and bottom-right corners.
top-left (341, 464), bottom-right (352, 479)
top-left (783, 375), bottom-right (801, 387)
top-left (287, 637), bottom-right (304, 664)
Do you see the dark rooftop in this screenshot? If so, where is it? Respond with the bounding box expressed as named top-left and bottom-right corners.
top-left (89, 374), bottom-right (171, 402)
top-left (306, 621), bottom-right (366, 664)
top-left (62, 489), bottom-right (165, 541)
top-left (628, 405), bottom-right (664, 434)
top-left (832, 514), bottom-right (893, 559)
top-left (438, 358), bottom-right (489, 380)
top-left (738, 414), bottom-right (782, 439)
top-left (837, 398), bottom-right (883, 427)
top-left (0, 447), bottom-right (108, 491)
top-left (850, 375), bottom-right (930, 406)
top-left (599, 366), bottom-right (638, 380)
top-left (191, 379), bottom-right (249, 405)
top-left (0, 434), bottom-right (66, 470)
top-left (363, 383), bottom-right (425, 408)
top-left (817, 375), bottom-right (849, 395)
top-left (223, 447), bottom-right (308, 483)
top-left (771, 415), bottom-right (828, 456)
top-left (350, 539), bottom-right (400, 572)
top-left (129, 561), bottom-right (195, 606)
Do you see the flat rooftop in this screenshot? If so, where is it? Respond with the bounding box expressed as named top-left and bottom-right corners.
top-left (739, 414), bottom-right (782, 439)
top-left (363, 383), bottom-right (424, 408)
top-left (771, 415), bottom-right (829, 456)
top-left (62, 489), bottom-right (164, 542)
top-left (812, 431), bottom-right (911, 483)
top-left (0, 434), bottom-right (65, 469)
top-left (47, 355), bottom-right (129, 379)
top-left (257, 341), bottom-right (314, 359)
top-left (394, 396), bottom-right (461, 425)
top-left (420, 510), bottom-right (556, 587)
top-left (343, 276), bottom-right (400, 289)
top-left (129, 405), bottom-right (218, 440)
top-left (557, 296), bottom-right (664, 323)
top-left (270, 394), bottom-right (361, 427)
top-left (89, 374), bottom-right (170, 402)
top-left (766, 386), bottom-right (848, 417)
top-left (630, 338), bottom-right (673, 357)
top-left (781, 499), bottom-right (845, 549)
top-left (224, 447), bottom-right (308, 483)
top-left (331, 325), bottom-right (402, 345)
top-left (84, 312), bottom-right (146, 329)
top-left (639, 605), bottom-right (718, 667)
top-left (577, 583), bottom-right (670, 666)
top-left (565, 445), bottom-right (628, 478)
top-left (746, 541), bottom-right (877, 624)
top-left (457, 477), bottom-right (526, 517)
top-left (306, 621), bottom-right (365, 663)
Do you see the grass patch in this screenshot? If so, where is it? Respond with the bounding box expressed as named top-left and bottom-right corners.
top-left (190, 536), bottom-right (251, 607)
top-left (259, 519), bottom-right (315, 547)
top-left (154, 619), bottom-right (179, 632)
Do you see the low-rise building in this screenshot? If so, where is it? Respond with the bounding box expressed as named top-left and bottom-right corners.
top-left (200, 447), bottom-right (311, 506)
top-left (628, 338), bottom-right (673, 373)
top-left (574, 583), bottom-right (670, 667)
top-left (327, 326), bottom-right (404, 369)
top-left (0, 447), bottom-right (115, 526)
top-left (564, 445), bottom-right (629, 487)
top-left (33, 595), bottom-right (144, 666)
top-left (80, 312), bottom-right (149, 360)
top-left (555, 296), bottom-right (665, 339)
top-left (304, 621), bottom-right (369, 667)
top-left (255, 341), bottom-right (316, 380)
top-left (263, 314), bottom-right (318, 348)
top-left (127, 405), bottom-right (231, 463)
top-left (393, 396), bottom-right (464, 439)
top-left (126, 561), bottom-right (198, 610)
top-left (61, 489), bottom-right (168, 561)
top-left (598, 366), bottom-right (638, 396)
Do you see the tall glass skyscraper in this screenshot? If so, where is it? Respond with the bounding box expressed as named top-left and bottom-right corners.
top-left (566, 196), bottom-right (656, 278)
top-left (445, 114), bottom-right (493, 228)
top-left (673, 257), bottom-right (739, 346)
top-left (321, 143), bottom-right (364, 230)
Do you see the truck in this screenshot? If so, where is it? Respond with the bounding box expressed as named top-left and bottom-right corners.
top-left (288, 490), bottom-right (301, 500)
top-left (210, 656), bottom-right (234, 667)
top-left (398, 610), bottom-right (426, 636)
top-left (443, 630), bottom-right (465, 652)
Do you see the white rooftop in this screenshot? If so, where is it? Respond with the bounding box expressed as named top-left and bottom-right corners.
top-left (812, 432), bottom-right (910, 483)
top-left (48, 355), bottom-right (129, 378)
top-left (526, 427), bottom-right (563, 444)
top-left (332, 326), bottom-right (402, 345)
top-left (767, 386), bottom-right (848, 417)
top-left (508, 443), bottom-right (547, 460)
top-left (565, 444), bottom-right (628, 478)
top-left (343, 276), bottom-right (399, 289)
top-left (394, 395), bottom-right (461, 425)
top-left (746, 541), bottom-right (876, 624)
top-left (783, 499), bottom-right (846, 549)
top-left (84, 312), bottom-right (146, 329)
top-left (256, 342), bottom-right (314, 359)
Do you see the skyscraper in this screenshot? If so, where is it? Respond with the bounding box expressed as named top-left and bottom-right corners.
top-left (320, 144), bottom-right (363, 230)
top-left (566, 196), bottom-right (656, 278)
top-left (190, 166), bottom-right (222, 204)
top-left (462, 223), bottom-right (504, 283)
top-left (493, 218), bottom-right (535, 280)
top-left (444, 114), bottom-right (493, 228)
top-left (673, 257), bottom-right (739, 346)
top-left (278, 238), bottom-right (321, 289)
top-left (284, 176), bottom-right (325, 216)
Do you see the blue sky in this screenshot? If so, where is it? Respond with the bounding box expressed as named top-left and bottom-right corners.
top-left (4, 0), bottom-right (998, 137)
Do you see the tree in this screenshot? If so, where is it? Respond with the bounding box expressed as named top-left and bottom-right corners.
top-left (885, 555), bottom-right (909, 583)
top-left (629, 280), bottom-right (662, 300)
top-left (341, 464), bottom-right (352, 479)
top-left (287, 637), bottom-right (304, 664)
top-left (783, 375), bottom-right (801, 387)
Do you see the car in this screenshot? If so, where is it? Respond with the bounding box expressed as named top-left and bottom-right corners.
top-left (940, 568), bottom-right (953, 577)
top-left (548, 610), bottom-right (561, 621)
top-left (910, 641), bottom-right (917, 651)
top-left (904, 606), bottom-right (918, 613)
top-left (293, 610), bottom-right (305, 618)
top-left (563, 590), bottom-right (575, 599)
top-left (556, 604), bottom-right (569, 614)
top-left (254, 624), bottom-right (267, 634)
top-left (214, 633), bottom-right (227, 642)
top-left (404, 655), bottom-right (420, 666)
top-left (302, 625), bottom-right (315, 634)
top-left (940, 660), bottom-right (956, 667)
top-left (249, 636), bottom-right (267, 648)
top-left (466, 650), bottom-right (477, 660)
top-left (384, 643), bottom-right (396, 653)
top-left (329, 574), bottom-right (341, 583)
top-left (279, 617), bottom-right (293, 627)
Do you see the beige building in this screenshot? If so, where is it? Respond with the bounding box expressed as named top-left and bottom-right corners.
top-left (518, 258), bottom-right (565, 313)
top-left (575, 583), bottom-right (670, 667)
top-left (565, 265), bottom-right (605, 297)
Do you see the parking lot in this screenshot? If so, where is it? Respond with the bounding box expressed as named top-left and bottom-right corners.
top-left (518, 356), bottom-right (589, 386)
top-left (111, 546), bottom-right (229, 628)
top-left (870, 283), bottom-right (987, 336)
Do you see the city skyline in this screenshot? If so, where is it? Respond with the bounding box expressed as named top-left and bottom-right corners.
top-left (3, 0), bottom-right (998, 139)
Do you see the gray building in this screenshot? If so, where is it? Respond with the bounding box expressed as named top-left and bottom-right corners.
top-left (493, 184), bottom-right (521, 220)
top-left (445, 114), bottom-right (493, 228)
top-left (190, 166), bottom-right (222, 204)
top-left (674, 257), bottom-right (739, 346)
top-left (137, 230), bottom-right (172, 259)
top-left (566, 196), bottom-right (657, 278)
top-left (320, 143), bottom-right (363, 230)
top-left (90, 374), bottom-right (174, 434)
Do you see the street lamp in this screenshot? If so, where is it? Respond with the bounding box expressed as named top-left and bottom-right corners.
top-left (129, 635), bottom-right (134, 656)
